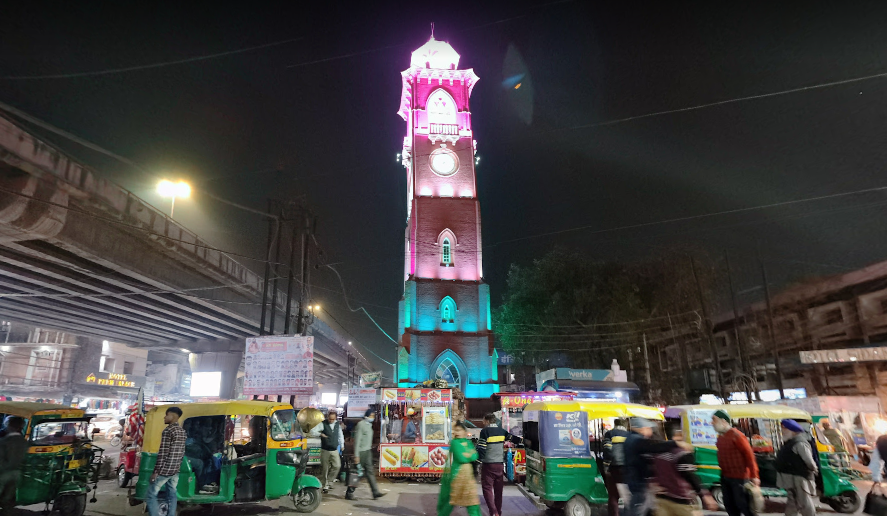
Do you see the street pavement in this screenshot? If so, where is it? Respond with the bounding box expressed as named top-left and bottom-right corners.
top-left (5, 477), bottom-right (873, 516)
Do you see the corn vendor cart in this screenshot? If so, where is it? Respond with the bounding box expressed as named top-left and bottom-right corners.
top-left (379, 388), bottom-right (452, 481)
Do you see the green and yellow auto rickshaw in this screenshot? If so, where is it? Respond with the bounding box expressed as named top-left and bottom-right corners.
top-left (664, 404), bottom-right (860, 513)
top-left (131, 401), bottom-right (322, 514)
top-left (519, 400), bottom-right (665, 516)
top-left (0, 401), bottom-right (103, 516)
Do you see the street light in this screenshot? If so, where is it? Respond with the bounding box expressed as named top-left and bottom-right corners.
top-left (157, 180), bottom-right (191, 217)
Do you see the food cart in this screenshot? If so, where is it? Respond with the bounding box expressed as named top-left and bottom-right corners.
top-left (493, 392), bottom-right (575, 483)
top-left (379, 388), bottom-right (452, 480)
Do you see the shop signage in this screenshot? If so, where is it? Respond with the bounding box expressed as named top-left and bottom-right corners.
top-left (379, 443), bottom-right (448, 474)
top-left (497, 352), bottom-right (515, 365)
top-left (799, 346), bottom-right (887, 364)
top-left (499, 393), bottom-right (573, 408)
top-left (84, 372), bottom-right (138, 388)
top-left (347, 388), bottom-right (378, 418)
top-left (539, 410), bottom-right (591, 458)
top-left (381, 388), bottom-right (451, 403)
top-left (243, 335), bottom-right (314, 396)
top-left (360, 371), bottom-right (382, 389)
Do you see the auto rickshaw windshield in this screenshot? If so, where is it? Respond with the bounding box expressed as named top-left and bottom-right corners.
top-left (30, 420), bottom-right (90, 445)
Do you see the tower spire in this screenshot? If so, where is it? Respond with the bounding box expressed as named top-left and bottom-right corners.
top-left (431, 22), bottom-right (434, 39)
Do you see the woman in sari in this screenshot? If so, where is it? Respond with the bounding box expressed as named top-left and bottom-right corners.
top-left (437, 421), bottom-right (481, 516)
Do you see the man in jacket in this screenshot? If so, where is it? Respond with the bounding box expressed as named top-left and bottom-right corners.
top-left (776, 419), bottom-right (818, 516)
top-left (477, 413), bottom-right (521, 516)
top-left (712, 409), bottom-right (759, 516)
top-left (346, 408), bottom-right (385, 501)
top-left (652, 430), bottom-right (718, 516)
top-left (603, 418), bottom-right (631, 516)
top-left (820, 421), bottom-right (846, 453)
top-left (0, 417), bottom-right (29, 515)
top-left (624, 418), bottom-right (684, 516)
top-left (309, 410), bottom-right (344, 493)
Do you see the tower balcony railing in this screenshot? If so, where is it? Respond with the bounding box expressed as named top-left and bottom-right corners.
top-left (429, 123), bottom-right (459, 135)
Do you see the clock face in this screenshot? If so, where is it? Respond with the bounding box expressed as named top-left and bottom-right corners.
top-left (430, 149), bottom-right (459, 177)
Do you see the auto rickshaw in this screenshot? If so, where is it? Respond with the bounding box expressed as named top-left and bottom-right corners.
top-left (664, 404), bottom-right (860, 513)
top-left (130, 401), bottom-right (322, 514)
top-left (519, 400), bottom-right (665, 516)
top-left (0, 401), bottom-right (103, 516)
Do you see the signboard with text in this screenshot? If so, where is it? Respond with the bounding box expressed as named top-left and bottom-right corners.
top-left (244, 335), bottom-right (314, 396)
top-left (360, 372), bottom-right (382, 389)
top-left (381, 388), bottom-right (451, 403)
top-left (84, 372), bottom-right (143, 388)
top-left (539, 410), bottom-right (591, 458)
top-left (347, 388), bottom-right (378, 418)
top-left (800, 347), bottom-right (887, 364)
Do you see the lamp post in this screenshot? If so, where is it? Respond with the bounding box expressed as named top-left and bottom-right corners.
top-left (156, 180), bottom-right (191, 218)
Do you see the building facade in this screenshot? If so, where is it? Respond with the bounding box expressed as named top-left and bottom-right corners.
top-left (396, 37), bottom-right (498, 398)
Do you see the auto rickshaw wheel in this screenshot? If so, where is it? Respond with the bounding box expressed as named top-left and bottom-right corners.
top-left (54, 493), bottom-right (86, 516)
top-left (564, 495), bottom-right (591, 516)
top-left (292, 486), bottom-right (321, 513)
top-left (827, 490), bottom-right (862, 513)
top-left (117, 466), bottom-right (133, 488)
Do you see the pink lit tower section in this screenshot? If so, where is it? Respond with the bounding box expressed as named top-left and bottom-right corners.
top-left (395, 36), bottom-right (498, 398)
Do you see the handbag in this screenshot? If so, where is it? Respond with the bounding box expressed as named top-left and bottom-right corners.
top-left (346, 464), bottom-right (364, 488)
top-left (865, 482), bottom-right (887, 516)
top-left (744, 482), bottom-right (765, 513)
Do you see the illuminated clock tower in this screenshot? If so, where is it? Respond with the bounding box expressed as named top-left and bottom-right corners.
top-left (396, 36), bottom-right (498, 398)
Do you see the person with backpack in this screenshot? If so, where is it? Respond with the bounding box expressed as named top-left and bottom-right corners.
top-left (603, 418), bottom-right (631, 516)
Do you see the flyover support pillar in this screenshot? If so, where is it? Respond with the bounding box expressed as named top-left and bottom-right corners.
top-left (189, 351), bottom-right (242, 400)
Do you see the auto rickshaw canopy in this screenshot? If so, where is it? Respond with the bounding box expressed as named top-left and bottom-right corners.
top-left (523, 400), bottom-right (664, 420)
top-left (142, 401), bottom-right (292, 453)
top-left (0, 401), bottom-right (85, 420)
top-left (664, 404), bottom-right (812, 422)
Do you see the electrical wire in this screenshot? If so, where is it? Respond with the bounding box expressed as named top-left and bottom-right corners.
top-left (3, 37), bottom-right (305, 80)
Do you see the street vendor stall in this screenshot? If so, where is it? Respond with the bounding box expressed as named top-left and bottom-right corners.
top-left (493, 391), bottom-right (575, 482)
top-left (379, 388), bottom-right (452, 479)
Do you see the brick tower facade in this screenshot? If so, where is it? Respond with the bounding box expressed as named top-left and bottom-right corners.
top-left (395, 37), bottom-right (498, 398)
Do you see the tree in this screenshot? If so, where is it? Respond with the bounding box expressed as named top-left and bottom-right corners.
top-left (494, 246), bottom-right (720, 404)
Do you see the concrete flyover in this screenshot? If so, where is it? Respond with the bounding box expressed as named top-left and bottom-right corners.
top-left (0, 113), bottom-right (368, 392)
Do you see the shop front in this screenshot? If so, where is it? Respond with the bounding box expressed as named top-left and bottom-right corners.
top-left (536, 365), bottom-right (639, 401)
top-left (379, 388), bottom-right (452, 479)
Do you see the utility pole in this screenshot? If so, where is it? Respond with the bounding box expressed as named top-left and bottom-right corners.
top-left (668, 312), bottom-right (691, 402)
top-left (268, 205), bottom-right (284, 335)
top-left (283, 225), bottom-right (299, 334)
top-left (724, 251), bottom-right (753, 402)
top-left (759, 254), bottom-right (786, 399)
top-left (642, 333), bottom-right (652, 402)
top-left (691, 256), bottom-right (726, 401)
top-left (258, 200), bottom-right (276, 336)
top-left (296, 213), bottom-right (314, 336)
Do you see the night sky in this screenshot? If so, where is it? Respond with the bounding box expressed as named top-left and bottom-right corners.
top-left (3, 2), bottom-right (887, 372)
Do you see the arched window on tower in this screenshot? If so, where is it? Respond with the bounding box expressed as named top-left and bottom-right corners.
top-left (427, 89), bottom-right (457, 126)
top-left (442, 238), bottom-right (452, 265)
top-left (436, 358), bottom-right (461, 387)
top-left (439, 296), bottom-right (456, 326)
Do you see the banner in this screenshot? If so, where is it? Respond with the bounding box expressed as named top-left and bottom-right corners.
top-left (244, 336), bottom-right (314, 396)
top-left (538, 410), bottom-right (591, 458)
top-left (347, 388), bottom-right (378, 418)
top-left (380, 388), bottom-right (451, 403)
top-left (360, 371), bottom-right (382, 388)
top-left (379, 443), bottom-right (448, 474)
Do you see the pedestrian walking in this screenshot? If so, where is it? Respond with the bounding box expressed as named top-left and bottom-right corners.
top-left (477, 413), bottom-right (521, 516)
top-left (437, 421), bottom-right (482, 516)
top-left (776, 419), bottom-right (818, 516)
top-left (346, 408), bottom-right (385, 501)
top-left (821, 421), bottom-right (847, 453)
top-left (0, 417), bottom-right (29, 516)
top-left (652, 429), bottom-right (718, 516)
top-left (624, 417), bottom-right (684, 516)
top-left (147, 406), bottom-right (186, 516)
top-left (603, 418), bottom-right (631, 516)
top-left (712, 409), bottom-right (759, 516)
top-left (309, 410), bottom-right (344, 493)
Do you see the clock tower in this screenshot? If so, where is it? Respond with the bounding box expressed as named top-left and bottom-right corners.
top-left (395, 36), bottom-right (498, 398)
